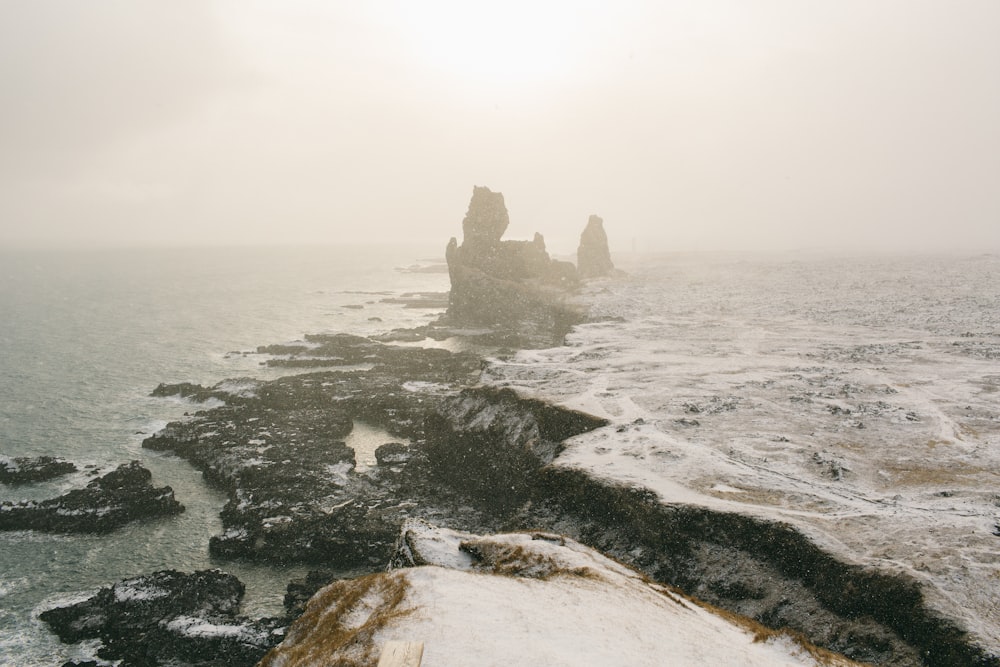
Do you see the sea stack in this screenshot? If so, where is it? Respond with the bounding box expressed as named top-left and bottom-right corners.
top-left (577, 214), bottom-right (615, 278)
top-left (445, 186), bottom-right (578, 339)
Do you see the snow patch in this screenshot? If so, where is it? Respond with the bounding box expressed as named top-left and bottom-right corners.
top-left (113, 579), bottom-right (171, 603)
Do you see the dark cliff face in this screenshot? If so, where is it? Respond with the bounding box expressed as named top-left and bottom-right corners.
top-left (445, 186), bottom-right (580, 341)
top-left (577, 214), bottom-right (615, 278)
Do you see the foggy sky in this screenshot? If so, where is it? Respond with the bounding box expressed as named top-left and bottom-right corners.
top-left (1, 1), bottom-right (998, 254)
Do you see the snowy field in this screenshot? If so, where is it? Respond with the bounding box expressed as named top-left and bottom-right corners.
top-left (483, 252), bottom-right (1000, 649)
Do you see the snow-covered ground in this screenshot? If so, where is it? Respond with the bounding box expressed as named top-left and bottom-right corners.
top-left (262, 520), bottom-right (863, 666)
top-left (483, 252), bottom-right (1000, 650)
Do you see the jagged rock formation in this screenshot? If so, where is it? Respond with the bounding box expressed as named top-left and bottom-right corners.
top-left (445, 186), bottom-right (579, 342)
top-left (142, 335), bottom-right (493, 565)
top-left (142, 337), bottom-right (606, 567)
top-left (0, 461), bottom-right (182, 533)
top-left (0, 455), bottom-right (76, 484)
top-left (577, 214), bottom-right (616, 278)
top-left (39, 569), bottom-right (283, 666)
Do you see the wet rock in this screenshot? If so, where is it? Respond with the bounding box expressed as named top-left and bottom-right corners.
top-left (0, 461), bottom-right (183, 533)
top-left (40, 569), bottom-right (283, 667)
top-left (144, 338), bottom-right (492, 566)
top-left (150, 381), bottom-right (210, 400)
top-left (0, 455), bottom-right (77, 484)
top-left (375, 442), bottom-right (411, 466)
top-left (577, 214), bottom-right (616, 278)
top-left (259, 332), bottom-right (480, 374)
top-left (283, 570), bottom-right (339, 618)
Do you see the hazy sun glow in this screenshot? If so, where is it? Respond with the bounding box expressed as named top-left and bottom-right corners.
top-left (1, 1), bottom-right (998, 251)
top-left (389, 1), bottom-right (601, 91)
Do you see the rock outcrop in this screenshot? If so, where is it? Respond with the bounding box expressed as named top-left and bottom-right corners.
top-left (141, 337), bottom-right (607, 566)
top-left (39, 569), bottom-right (283, 666)
top-left (0, 461), bottom-right (183, 533)
top-left (577, 214), bottom-right (616, 278)
top-left (423, 386), bottom-right (608, 511)
top-left (143, 335), bottom-right (493, 566)
top-left (445, 186), bottom-right (580, 343)
top-left (0, 455), bottom-right (77, 484)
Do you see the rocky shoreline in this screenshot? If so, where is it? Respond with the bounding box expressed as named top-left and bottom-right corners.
top-left (36, 189), bottom-right (999, 666)
top-left (40, 327), bottom-right (990, 666)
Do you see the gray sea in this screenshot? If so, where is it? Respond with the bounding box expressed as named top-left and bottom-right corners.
top-left (0, 245), bottom-right (448, 665)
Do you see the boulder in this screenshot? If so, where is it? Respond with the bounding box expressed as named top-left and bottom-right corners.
top-left (577, 214), bottom-right (616, 278)
top-left (375, 442), bottom-right (411, 466)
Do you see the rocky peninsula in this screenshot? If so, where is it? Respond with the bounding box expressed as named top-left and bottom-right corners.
top-left (39, 188), bottom-right (998, 667)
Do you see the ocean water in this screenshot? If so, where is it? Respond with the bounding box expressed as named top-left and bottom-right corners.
top-left (0, 244), bottom-right (449, 665)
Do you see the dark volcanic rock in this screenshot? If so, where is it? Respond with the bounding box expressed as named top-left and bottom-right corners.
top-left (141, 333), bottom-right (616, 568)
top-left (374, 442), bottom-right (411, 466)
top-left (151, 381), bottom-right (210, 400)
top-left (0, 461), bottom-right (183, 533)
top-left (40, 569), bottom-right (283, 667)
top-left (0, 455), bottom-right (77, 484)
top-left (514, 469), bottom-right (998, 667)
top-left (137, 320), bottom-right (1000, 666)
top-left (577, 214), bottom-right (616, 278)
top-left (444, 186), bottom-right (581, 344)
top-left (143, 337), bottom-right (493, 565)
top-left (139, 323), bottom-right (998, 665)
top-left (260, 332), bottom-right (481, 374)
top-left (424, 386), bottom-right (609, 512)
top-left (283, 570), bottom-right (340, 618)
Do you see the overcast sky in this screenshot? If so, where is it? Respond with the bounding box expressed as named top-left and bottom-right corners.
top-left (1, 1), bottom-right (998, 253)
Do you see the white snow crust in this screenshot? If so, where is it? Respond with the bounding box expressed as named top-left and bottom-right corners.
top-left (264, 520), bottom-right (862, 666)
top-left (482, 252), bottom-right (1000, 649)
top-left (113, 578), bottom-right (171, 603)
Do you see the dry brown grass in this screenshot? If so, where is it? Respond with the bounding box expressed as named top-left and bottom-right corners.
top-left (461, 539), bottom-right (575, 580)
top-left (883, 462), bottom-right (994, 487)
top-left (258, 571), bottom-right (413, 667)
top-left (924, 438), bottom-right (955, 449)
